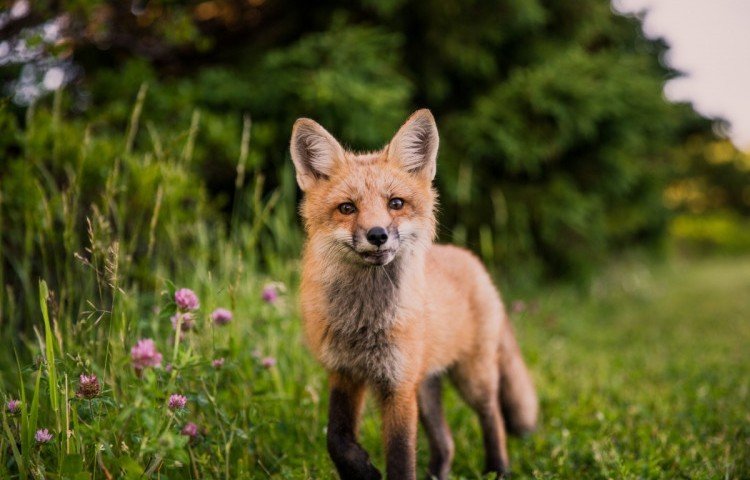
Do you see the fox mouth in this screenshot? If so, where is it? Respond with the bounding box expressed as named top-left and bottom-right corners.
top-left (358, 249), bottom-right (395, 266)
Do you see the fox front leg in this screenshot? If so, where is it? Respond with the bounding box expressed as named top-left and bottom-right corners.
top-left (380, 385), bottom-right (419, 480)
top-left (327, 374), bottom-right (382, 480)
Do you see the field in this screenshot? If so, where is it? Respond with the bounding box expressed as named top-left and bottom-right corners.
top-left (2, 243), bottom-right (748, 478)
top-left (1, 98), bottom-right (748, 479)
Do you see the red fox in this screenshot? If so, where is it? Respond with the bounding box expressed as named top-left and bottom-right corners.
top-left (290, 109), bottom-right (538, 479)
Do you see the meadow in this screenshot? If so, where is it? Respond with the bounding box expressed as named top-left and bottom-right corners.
top-left (1, 96), bottom-right (749, 479)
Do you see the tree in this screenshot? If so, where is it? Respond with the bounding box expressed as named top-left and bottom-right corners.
top-left (0, 0), bottom-right (723, 280)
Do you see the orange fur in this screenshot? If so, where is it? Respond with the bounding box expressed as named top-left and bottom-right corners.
top-left (291, 110), bottom-right (538, 479)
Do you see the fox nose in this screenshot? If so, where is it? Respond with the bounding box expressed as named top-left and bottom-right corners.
top-left (366, 227), bottom-right (388, 246)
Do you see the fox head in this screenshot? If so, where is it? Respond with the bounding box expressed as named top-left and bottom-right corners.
top-left (290, 109), bottom-right (438, 267)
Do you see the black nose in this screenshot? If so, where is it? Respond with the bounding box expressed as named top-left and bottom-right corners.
top-left (366, 227), bottom-right (388, 246)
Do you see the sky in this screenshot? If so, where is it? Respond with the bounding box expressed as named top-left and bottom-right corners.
top-left (613, 0), bottom-right (750, 150)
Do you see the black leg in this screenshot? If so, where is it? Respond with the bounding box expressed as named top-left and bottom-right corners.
top-left (475, 401), bottom-right (509, 478)
top-left (418, 376), bottom-right (454, 480)
top-left (327, 375), bottom-right (381, 480)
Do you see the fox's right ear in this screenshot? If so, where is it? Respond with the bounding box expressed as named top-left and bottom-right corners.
top-left (290, 118), bottom-right (345, 191)
top-left (387, 109), bottom-right (439, 181)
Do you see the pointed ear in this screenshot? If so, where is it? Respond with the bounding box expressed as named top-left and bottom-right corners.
top-left (290, 118), bottom-right (345, 191)
top-left (387, 109), bottom-right (439, 180)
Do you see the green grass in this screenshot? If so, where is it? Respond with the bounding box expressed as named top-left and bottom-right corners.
top-left (503, 255), bottom-right (750, 479)
top-left (3, 252), bottom-right (749, 478)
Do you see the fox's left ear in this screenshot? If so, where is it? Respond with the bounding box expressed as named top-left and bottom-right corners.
top-left (387, 109), bottom-right (439, 181)
top-left (290, 118), bottom-right (345, 191)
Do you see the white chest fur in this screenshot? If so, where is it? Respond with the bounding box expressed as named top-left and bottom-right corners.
top-left (319, 260), bottom-right (405, 388)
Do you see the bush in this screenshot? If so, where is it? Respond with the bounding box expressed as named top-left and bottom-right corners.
top-left (0, 91), bottom-right (300, 331)
top-left (0, 0), bottom-right (721, 282)
top-left (669, 213), bottom-right (750, 254)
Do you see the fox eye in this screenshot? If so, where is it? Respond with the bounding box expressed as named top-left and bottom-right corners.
top-left (338, 202), bottom-right (357, 215)
top-left (388, 198), bottom-right (405, 210)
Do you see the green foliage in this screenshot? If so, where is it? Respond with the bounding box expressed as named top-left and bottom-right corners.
top-left (0, 90), bottom-right (299, 331)
top-left (1, 0), bottom-right (724, 282)
top-left (1, 270), bottom-right (297, 478)
top-left (442, 47), bottom-right (678, 277)
top-left (669, 213), bottom-right (750, 254)
top-left (0, 94), bottom-right (305, 478)
top-left (666, 133), bottom-right (750, 216)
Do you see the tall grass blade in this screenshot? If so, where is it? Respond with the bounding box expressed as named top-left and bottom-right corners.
top-left (25, 366), bottom-right (42, 465)
top-left (236, 114), bottom-right (252, 191)
top-left (232, 114), bottom-right (252, 234)
top-left (147, 186), bottom-right (164, 258)
top-left (182, 109), bottom-right (201, 164)
top-left (1, 411), bottom-right (27, 480)
top-left (125, 83), bottom-right (149, 154)
top-left (39, 280), bottom-right (60, 430)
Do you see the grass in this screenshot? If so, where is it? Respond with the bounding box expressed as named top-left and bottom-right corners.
top-left (2, 252), bottom-right (749, 479)
top-left (502, 255), bottom-right (750, 479)
top-left (1, 94), bottom-right (748, 478)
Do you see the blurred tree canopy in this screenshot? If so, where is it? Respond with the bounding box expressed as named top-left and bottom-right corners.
top-left (2, 0), bottom-right (748, 280)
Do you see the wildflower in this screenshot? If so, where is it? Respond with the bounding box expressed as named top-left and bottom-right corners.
top-left (262, 356), bottom-right (276, 369)
top-left (211, 308), bottom-right (232, 326)
top-left (170, 312), bottom-right (195, 332)
top-left (168, 394), bottom-right (187, 410)
top-left (165, 363), bottom-right (173, 373)
top-left (131, 339), bottom-right (163, 371)
top-left (6, 399), bottom-right (21, 414)
top-left (212, 358), bottom-right (225, 369)
top-left (175, 288), bottom-right (199, 311)
top-left (76, 374), bottom-right (100, 399)
top-left (511, 300), bottom-right (526, 314)
top-left (35, 429), bottom-right (53, 444)
top-left (181, 422), bottom-right (198, 438)
top-left (261, 284), bottom-right (279, 304)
